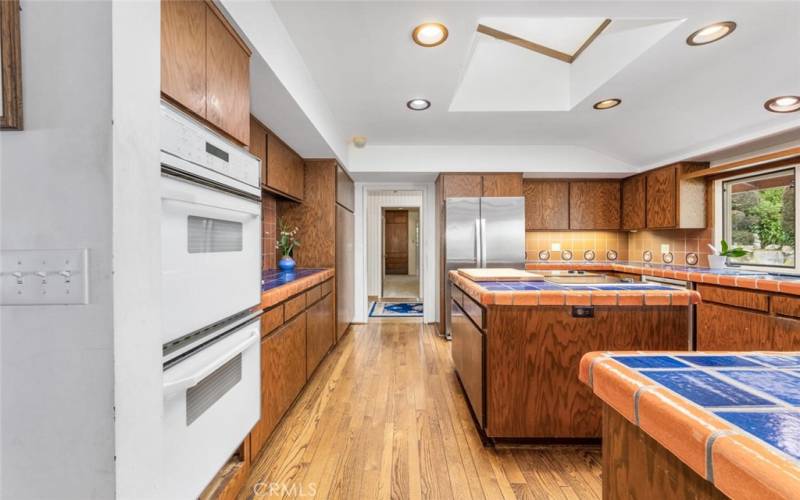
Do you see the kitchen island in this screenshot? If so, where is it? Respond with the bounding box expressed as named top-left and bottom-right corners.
top-left (580, 351), bottom-right (800, 499)
top-left (448, 270), bottom-right (699, 441)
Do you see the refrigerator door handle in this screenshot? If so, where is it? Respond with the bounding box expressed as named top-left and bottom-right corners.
top-left (480, 218), bottom-right (487, 268)
top-left (474, 218), bottom-right (482, 267)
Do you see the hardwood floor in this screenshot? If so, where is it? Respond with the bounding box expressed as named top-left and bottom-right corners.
top-left (240, 319), bottom-right (602, 499)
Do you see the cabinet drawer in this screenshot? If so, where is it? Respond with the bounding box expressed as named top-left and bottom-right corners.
top-left (284, 293), bottom-right (307, 320)
top-left (320, 279), bottom-right (333, 297)
top-left (773, 295), bottom-right (800, 319)
top-left (461, 291), bottom-right (484, 330)
top-left (260, 304), bottom-right (284, 338)
top-left (697, 284), bottom-right (769, 312)
top-left (451, 285), bottom-right (464, 307)
top-left (306, 285), bottom-right (321, 305)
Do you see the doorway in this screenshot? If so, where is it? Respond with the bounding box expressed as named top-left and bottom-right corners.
top-left (382, 207), bottom-right (420, 300)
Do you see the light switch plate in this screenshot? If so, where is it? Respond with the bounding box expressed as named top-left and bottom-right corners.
top-left (551, 242), bottom-right (561, 251)
top-left (1, 249), bottom-right (89, 305)
top-left (660, 244), bottom-right (670, 254)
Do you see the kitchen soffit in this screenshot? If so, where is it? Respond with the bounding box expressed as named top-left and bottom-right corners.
top-left (449, 17), bottom-right (684, 112)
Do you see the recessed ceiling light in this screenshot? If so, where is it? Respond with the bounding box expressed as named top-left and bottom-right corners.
top-left (593, 98), bottom-right (621, 110)
top-left (407, 98), bottom-right (431, 111)
top-left (412, 22), bottom-right (448, 47)
top-left (764, 95), bottom-right (800, 113)
top-left (686, 21), bottom-right (736, 46)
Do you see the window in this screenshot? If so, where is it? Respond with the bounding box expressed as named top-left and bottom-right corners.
top-left (721, 167), bottom-right (796, 271)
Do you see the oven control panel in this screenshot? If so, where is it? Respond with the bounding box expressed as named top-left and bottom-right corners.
top-left (160, 103), bottom-right (260, 194)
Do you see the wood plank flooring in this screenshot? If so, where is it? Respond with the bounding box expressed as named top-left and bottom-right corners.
top-left (240, 319), bottom-right (602, 499)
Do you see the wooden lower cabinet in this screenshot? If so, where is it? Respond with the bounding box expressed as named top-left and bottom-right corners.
top-left (250, 312), bottom-right (307, 456)
top-left (306, 294), bottom-right (334, 378)
top-left (451, 300), bottom-right (484, 426)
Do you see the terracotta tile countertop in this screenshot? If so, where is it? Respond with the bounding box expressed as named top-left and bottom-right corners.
top-left (449, 270), bottom-right (699, 307)
top-left (260, 268), bottom-right (334, 309)
top-left (526, 261), bottom-right (800, 296)
top-left (580, 351), bottom-right (800, 499)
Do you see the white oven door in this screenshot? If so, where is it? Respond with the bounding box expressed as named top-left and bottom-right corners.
top-left (161, 173), bottom-right (261, 344)
top-left (162, 317), bottom-right (260, 499)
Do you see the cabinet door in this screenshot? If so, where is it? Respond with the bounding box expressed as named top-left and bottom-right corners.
top-left (697, 303), bottom-right (771, 351)
top-left (482, 174), bottom-right (523, 197)
top-left (646, 167), bottom-right (677, 228)
top-left (249, 116), bottom-right (267, 185)
top-left (161, 0), bottom-right (207, 117)
top-left (452, 300), bottom-right (484, 426)
top-left (622, 175), bottom-right (646, 230)
top-left (205, 4), bottom-right (250, 145)
top-left (442, 174), bottom-right (483, 199)
top-left (569, 181), bottom-right (621, 230)
top-left (251, 312), bottom-right (307, 456)
top-left (336, 208), bottom-right (354, 341)
top-left (266, 134), bottom-right (305, 200)
top-left (306, 294), bottom-right (334, 378)
top-left (336, 164), bottom-right (355, 211)
top-left (523, 180), bottom-right (569, 230)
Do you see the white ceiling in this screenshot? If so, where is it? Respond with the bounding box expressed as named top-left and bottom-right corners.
top-left (269, 0), bottom-right (800, 173)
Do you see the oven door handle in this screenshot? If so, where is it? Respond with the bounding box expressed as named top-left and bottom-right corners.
top-left (162, 192), bottom-right (260, 219)
top-left (163, 331), bottom-right (259, 398)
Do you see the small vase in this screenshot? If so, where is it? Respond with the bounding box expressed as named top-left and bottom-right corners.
top-left (278, 255), bottom-right (296, 272)
top-left (707, 255), bottom-right (727, 269)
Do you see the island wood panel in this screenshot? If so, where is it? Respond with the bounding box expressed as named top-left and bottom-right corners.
top-left (336, 164), bottom-right (355, 211)
top-left (277, 160), bottom-right (336, 268)
top-left (451, 301), bottom-right (485, 427)
top-left (697, 284), bottom-right (769, 312)
top-left (441, 174), bottom-right (483, 199)
top-left (205, 3), bottom-right (250, 145)
top-left (482, 174), bottom-right (524, 197)
top-left (602, 405), bottom-right (727, 500)
top-left (384, 210), bottom-right (409, 274)
top-left (622, 175), bottom-right (646, 230)
top-left (306, 294), bottom-right (334, 379)
top-left (646, 166), bottom-right (677, 228)
top-left (523, 180), bottom-right (570, 230)
top-left (569, 181), bottom-right (621, 230)
top-left (161, 0), bottom-right (207, 117)
top-left (485, 306), bottom-right (689, 438)
top-left (251, 313), bottom-right (307, 457)
top-left (266, 133), bottom-right (304, 200)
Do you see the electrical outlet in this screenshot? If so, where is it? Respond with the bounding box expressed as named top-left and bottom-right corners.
top-left (660, 244), bottom-right (670, 254)
top-left (1, 249), bottom-right (89, 305)
top-left (551, 242), bottom-right (561, 251)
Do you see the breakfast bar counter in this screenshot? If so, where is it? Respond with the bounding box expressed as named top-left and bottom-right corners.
top-left (580, 352), bottom-right (800, 499)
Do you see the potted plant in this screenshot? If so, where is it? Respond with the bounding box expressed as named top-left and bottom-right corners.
top-left (276, 218), bottom-right (300, 272)
top-left (707, 239), bottom-right (747, 269)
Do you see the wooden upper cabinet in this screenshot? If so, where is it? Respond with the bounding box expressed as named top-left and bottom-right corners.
top-left (441, 174), bottom-right (483, 199)
top-left (161, 0), bottom-right (250, 146)
top-left (161, 0), bottom-right (207, 117)
top-left (266, 133), bottom-right (305, 200)
top-left (205, 3), bottom-right (250, 145)
top-left (524, 180), bottom-right (569, 230)
top-left (336, 164), bottom-right (355, 212)
top-left (646, 166), bottom-right (677, 229)
top-left (569, 181), bottom-right (621, 230)
top-left (621, 175), bottom-right (646, 230)
top-left (249, 115), bottom-right (267, 183)
top-left (482, 174), bottom-right (523, 197)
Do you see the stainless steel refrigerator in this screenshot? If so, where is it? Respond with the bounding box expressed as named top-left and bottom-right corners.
top-left (444, 197), bottom-right (525, 339)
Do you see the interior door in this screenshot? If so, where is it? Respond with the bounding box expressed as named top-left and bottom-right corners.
top-left (384, 210), bottom-right (409, 275)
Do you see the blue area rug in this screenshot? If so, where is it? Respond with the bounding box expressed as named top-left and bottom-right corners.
top-left (369, 302), bottom-right (423, 317)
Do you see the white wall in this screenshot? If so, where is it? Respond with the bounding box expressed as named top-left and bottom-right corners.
top-left (0, 2), bottom-right (115, 498)
top-left (365, 191), bottom-right (423, 297)
top-left (111, 1), bottom-right (163, 498)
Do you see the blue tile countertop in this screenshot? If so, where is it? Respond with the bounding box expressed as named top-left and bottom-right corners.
top-left (611, 353), bottom-right (800, 460)
top-left (261, 268), bottom-right (327, 292)
top-left (475, 281), bottom-right (679, 292)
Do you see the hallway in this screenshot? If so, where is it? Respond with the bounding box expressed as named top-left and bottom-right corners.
top-left (241, 319), bottom-right (601, 499)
